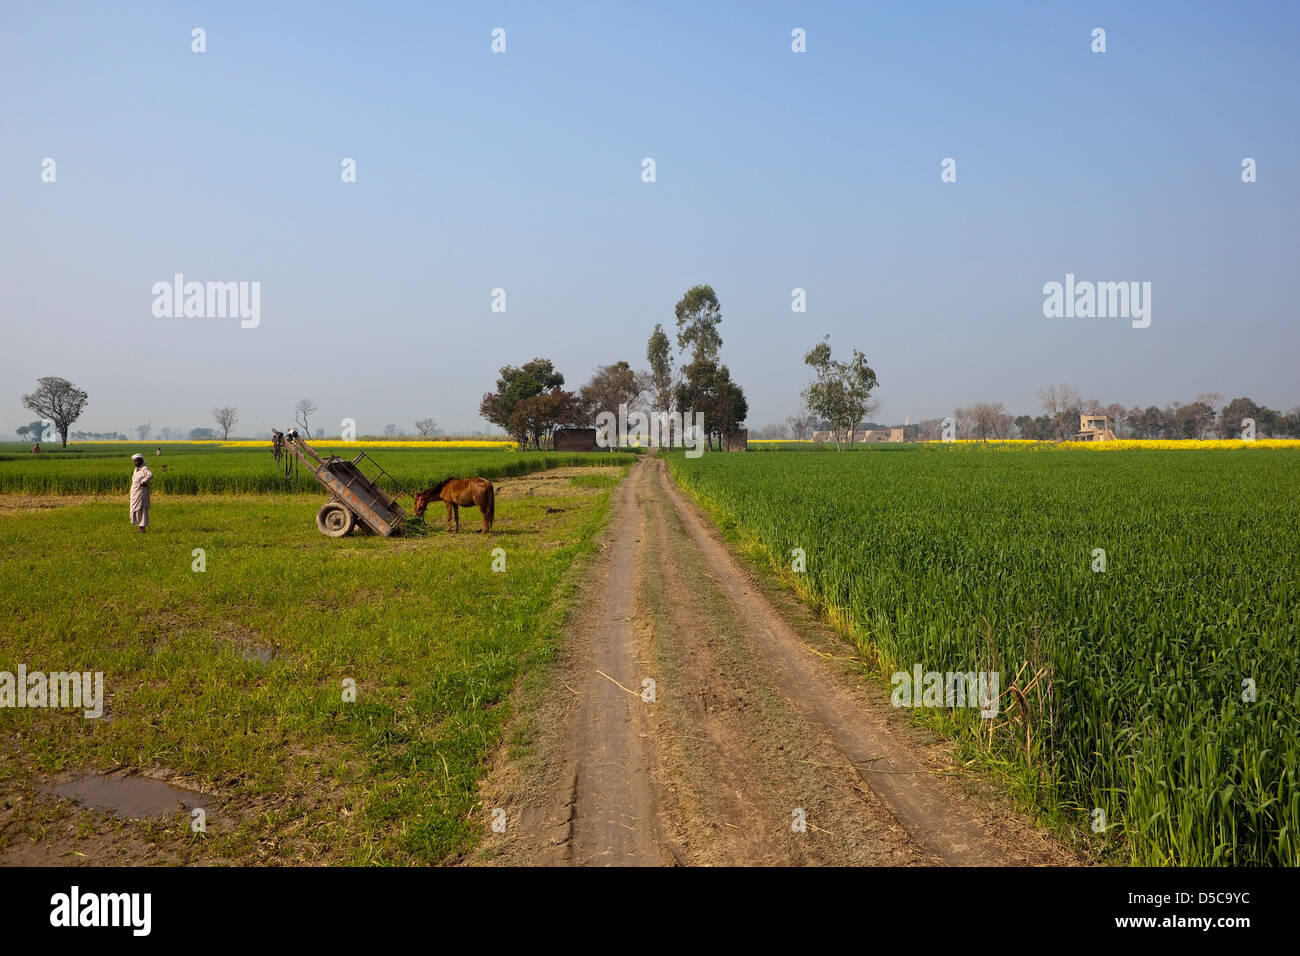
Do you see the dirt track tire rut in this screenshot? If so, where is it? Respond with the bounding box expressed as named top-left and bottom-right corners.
top-left (470, 457), bottom-right (1073, 867)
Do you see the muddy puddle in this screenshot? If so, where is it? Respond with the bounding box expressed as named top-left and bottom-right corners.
top-left (44, 773), bottom-right (202, 819)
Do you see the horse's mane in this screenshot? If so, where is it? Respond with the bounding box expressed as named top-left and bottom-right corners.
top-left (429, 477), bottom-right (456, 496)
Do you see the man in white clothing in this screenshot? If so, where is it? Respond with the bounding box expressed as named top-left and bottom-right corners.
top-left (130, 453), bottom-right (153, 532)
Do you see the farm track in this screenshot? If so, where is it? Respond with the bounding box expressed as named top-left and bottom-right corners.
top-left (473, 457), bottom-right (1074, 867)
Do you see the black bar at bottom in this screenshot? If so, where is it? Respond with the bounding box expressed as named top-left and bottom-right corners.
top-left (0, 864), bottom-right (1290, 943)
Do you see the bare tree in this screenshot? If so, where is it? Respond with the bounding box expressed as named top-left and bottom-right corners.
top-left (294, 398), bottom-right (317, 435)
top-left (213, 406), bottom-right (238, 439)
top-left (951, 406), bottom-right (975, 440)
top-left (136, 422), bottom-right (152, 441)
top-left (1037, 384), bottom-right (1082, 440)
top-left (414, 418), bottom-right (437, 436)
top-left (916, 417), bottom-right (945, 441)
top-left (968, 401), bottom-right (1009, 441)
top-left (786, 402), bottom-right (815, 439)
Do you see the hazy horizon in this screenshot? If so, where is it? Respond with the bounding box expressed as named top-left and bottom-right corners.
top-left (4, 0), bottom-right (1298, 438)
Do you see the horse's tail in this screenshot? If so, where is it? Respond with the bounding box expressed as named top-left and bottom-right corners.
top-left (484, 482), bottom-right (495, 531)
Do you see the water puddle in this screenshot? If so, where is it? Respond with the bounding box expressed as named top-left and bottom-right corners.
top-left (44, 773), bottom-right (201, 819)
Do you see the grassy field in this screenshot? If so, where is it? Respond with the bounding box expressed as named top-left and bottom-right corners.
top-left (0, 441), bottom-right (635, 495)
top-left (0, 452), bottom-right (631, 864)
top-left (667, 443), bottom-right (1300, 865)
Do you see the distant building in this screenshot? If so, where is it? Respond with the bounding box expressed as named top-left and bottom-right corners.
top-left (811, 425), bottom-right (918, 444)
top-left (721, 429), bottom-right (748, 451)
top-left (1073, 414), bottom-right (1116, 441)
top-left (554, 427), bottom-right (599, 452)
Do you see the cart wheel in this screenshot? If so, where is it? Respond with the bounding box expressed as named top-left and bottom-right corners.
top-left (316, 502), bottom-right (356, 537)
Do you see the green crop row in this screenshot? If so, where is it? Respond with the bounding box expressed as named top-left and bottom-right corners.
top-left (667, 445), bottom-right (1300, 865)
top-left (0, 443), bottom-right (636, 496)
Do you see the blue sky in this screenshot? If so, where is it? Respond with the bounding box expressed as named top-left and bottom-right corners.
top-left (3, 0), bottom-right (1297, 436)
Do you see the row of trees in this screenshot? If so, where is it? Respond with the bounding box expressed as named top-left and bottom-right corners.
top-left (668, 285), bottom-right (749, 450)
top-left (478, 285), bottom-right (750, 449)
top-left (69, 430), bottom-right (128, 441)
top-left (916, 388), bottom-right (1300, 441)
top-left (753, 386), bottom-right (1300, 443)
top-left (21, 363), bottom-right (1294, 451)
top-left (15, 420), bottom-right (53, 443)
top-left (131, 423), bottom-right (242, 441)
top-left (288, 400), bottom-right (441, 438)
top-left (12, 419), bottom-right (224, 443)
top-left (13, 380), bottom-right (446, 445)
top-left (13, 378), bottom-right (252, 447)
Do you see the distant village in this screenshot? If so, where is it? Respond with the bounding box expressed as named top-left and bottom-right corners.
top-left (810, 425), bottom-right (921, 444)
top-left (813, 416), bottom-right (1111, 444)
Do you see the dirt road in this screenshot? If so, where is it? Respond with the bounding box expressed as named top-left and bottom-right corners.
top-left (473, 457), bottom-right (1073, 866)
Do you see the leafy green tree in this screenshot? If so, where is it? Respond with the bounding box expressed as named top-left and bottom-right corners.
top-left (1218, 397), bottom-right (1261, 439)
top-left (646, 324), bottom-right (674, 411)
top-left (1126, 406), bottom-right (1163, 439)
top-left (1172, 401), bottom-right (1215, 439)
top-left (676, 358), bottom-right (748, 451)
top-left (667, 286), bottom-right (750, 448)
top-left (1254, 404), bottom-right (1284, 438)
top-left (480, 358), bottom-right (566, 444)
top-left (674, 285), bottom-right (723, 363)
top-left (509, 390), bottom-right (580, 449)
top-left (710, 366), bottom-right (748, 449)
top-left (801, 337), bottom-right (878, 450)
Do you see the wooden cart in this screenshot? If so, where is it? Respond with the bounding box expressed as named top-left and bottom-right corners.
top-left (271, 429), bottom-right (410, 537)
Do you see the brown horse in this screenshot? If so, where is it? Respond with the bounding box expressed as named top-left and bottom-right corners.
top-left (414, 477), bottom-right (495, 533)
